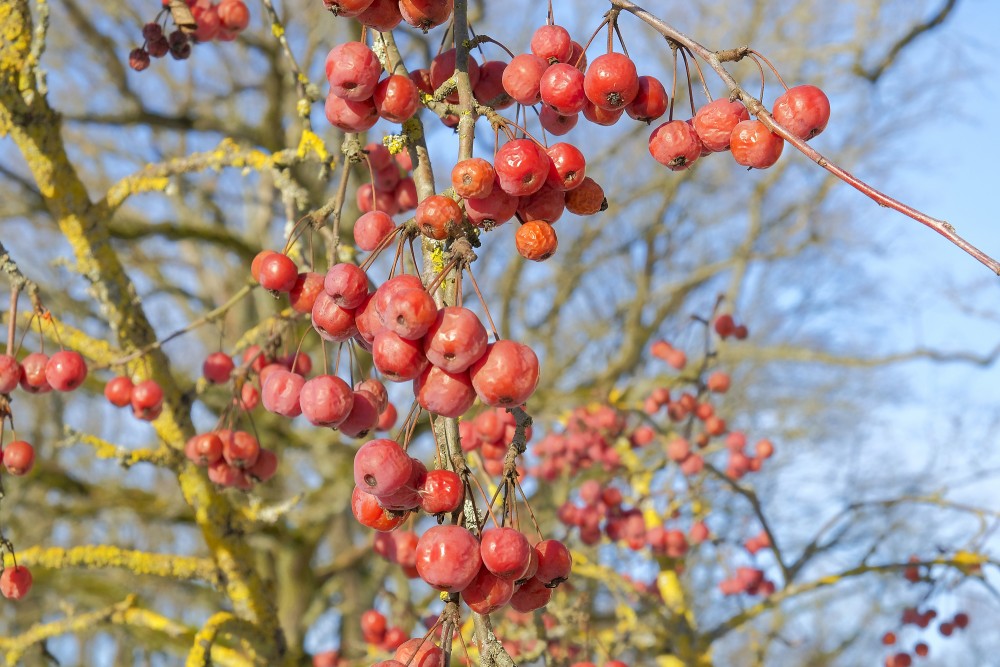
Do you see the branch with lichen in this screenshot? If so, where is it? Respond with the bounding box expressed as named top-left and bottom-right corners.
top-left (98, 128), bottom-right (332, 218)
top-left (3, 545), bottom-right (220, 587)
top-left (16, 310), bottom-right (118, 365)
top-left (187, 611), bottom-right (266, 667)
top-left (1, 3), bottom-right (285, 657)
top-left (703, 553), bottom-right (993, 646)
top-left (0, 595), bottom-right (139, 665)
top-left (107, 216), bottom-right (260, 261)
top-left (260, 0), bottom-right (323, 116)
top-left (0, 595), bottom-right (252, 667)
top-left (99, 140), bottom-right (297, 214)
top-left (59, 426), bottom-right (179, 468)
top-left (0, 240), bottom-right (42, 313)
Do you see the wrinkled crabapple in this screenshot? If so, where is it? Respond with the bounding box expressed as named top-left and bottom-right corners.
top-left (771, 84), bottom-right (830, 141)
top-left (648, 120), bottom-right (703, 171)
top-left (730, 120), bottom-right (784, 169)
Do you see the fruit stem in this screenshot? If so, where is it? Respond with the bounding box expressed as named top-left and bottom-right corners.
top-left (579, 15), bottom-right (611, 64)
top-left (748, 48), bottom-right (788, 90)
top-left (680, 48), bottom-right (696, 117)
top-left (464, 265), bottom-right (501, 342)
top-left (746, 52), bottom-right (767, 103)
top-left (6, 287), bottom-right (17, 356)
top-left (613, 16), bottom-right (630, 58)
top-left (98, 284), bottom-right (256, 371)
top-left (326, 155), bottom-right (352, 266)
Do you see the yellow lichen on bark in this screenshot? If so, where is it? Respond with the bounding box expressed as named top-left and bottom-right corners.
top-left (0, 3), bottom-right (286, 660)
top-left (0, 2), bottom-right (31, 93)
top-left (3, 545), bottom-right (220, 586)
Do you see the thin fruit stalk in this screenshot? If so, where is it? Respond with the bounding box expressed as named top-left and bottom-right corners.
top-left (407, 1), bottom-right (517, 664)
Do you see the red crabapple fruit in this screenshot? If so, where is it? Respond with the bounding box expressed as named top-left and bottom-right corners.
top-left (45, 350), bottom-right (87, 391)
top-left (730, 120), bottom-right (784, 169)
top-left (104, 375), bottom-right (134, 407)
top-left (480, 527), bottom-right (532, 580)
top-left (414, 524), bottom-right (482, 593)
top-left (530, 24), bottom-right (573, 64)
top-left (470, 340), bottom-right (539, 406)
top-left (300, 375), bottom-right (354, 427)
top-left (502, 53), bottom-right (547, 106)
top-left (584, 53), bottom-right (639, 111)
top-left (354, 438), bottom-right (412, 497)
top-left (494, 139), bottom-right (550, 197)
top-left (693, 99), bottom-right (750, 152)
top-left (648, 120), bottom-right (703, 171)
top-left (0, 354), bottom-right (20, 393)
top-left (325, 42), bottom-right (382, 101)
top-left (626, 75), bottom-right (669, 123)
top-left (534, 538), bottom-right (572, 585)
top-left (131, 380), bottom-right (164, 420)
top-left (19, 352), bottom-right (51, 394)
top-left (0, 565), bottom-right (32, 600)
top-left (422, 306), bottom-right (488, 373)
top-left (2, 440), bottom-right (35, 475)
top-left (419, 469), bottom-right (463, 514)
top-left (771, 84), bottom-right (830, 141)
top-left (202, 352), bottom-right (235, 384)
top-left (463, 566), bottom-right (515, 614)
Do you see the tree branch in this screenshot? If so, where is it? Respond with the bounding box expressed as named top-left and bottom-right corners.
top-left (3, 545), bottom-right (220, 586)
top-left (853, 0), bottom-right (959, 82)
top-left (611, 0), bottom-right (1000, 276)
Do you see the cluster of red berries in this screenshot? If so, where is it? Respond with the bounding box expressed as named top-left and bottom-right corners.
top-left (881, 609), bottom-right (970, 667)
top-left (319, 19), bottom-right (613, 261)
top-left (499, 23), bottom-right (671, 134)
top-left (254, 251), bottom-right (541, 421)
top-left (559, 479), bottom-right (698, 557)
top-left (533, 405), bottom-right (625, 480)
top-left (649, 84), bottom-right (830, 171)
top-left (323, 0), bottom-right (452, 33)
top-left (352, 436), bottom-right (572, 616)
top-left (356, 610), bottom-right (456, 667)
top-left (877, 557), bottom-right (973, 667)
top-left (104, 375), bottom-right (165, 421)
top-left (0, 349), bottom-right (76, 600)
top-left (1, 349), bottom-right (90, 483)
top-left (246, 197), bottom-right (572, 633)
top-left (527, 311), bottom-right (787, 609)
top-left (367, 522), bottom-right (571, 620)
top-left (448, 149), bottom-right (605, 263)
top-left (718, 565), bottom-right (774, 597)
top-left (351, 444), bottom-right (462, 527)
top-left (354, 143), bottom-right (417, 232)
top-left (130, 0), bottom-right (250, 71)
top-left (1, 349), bottom-right (88, 395)
top-left (181, 0), bottom-right (250, 42)
top-left (458, 406), bottom-right (532, 476)
top-left (184, 430), bottom-right (277, 490)
top-left (744, 529), bottom-right (772, 555)
top-left (324, 41), bottom-right (422, 133)
top-left (359, 609), bottom-right (407, 653)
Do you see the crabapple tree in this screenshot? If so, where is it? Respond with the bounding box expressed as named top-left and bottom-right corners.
top-left (1, 0), bottom-right (998, 666)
